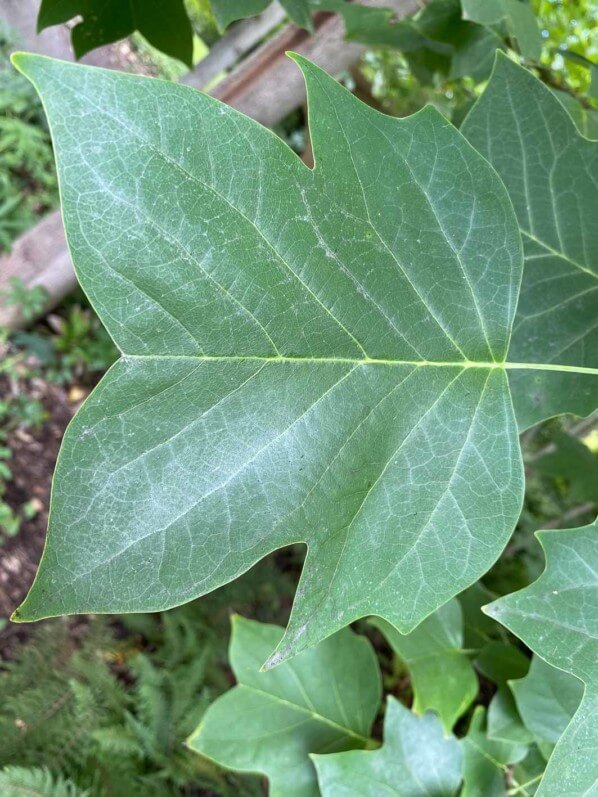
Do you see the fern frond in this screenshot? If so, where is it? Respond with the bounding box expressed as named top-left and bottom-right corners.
top-left (0, 766), bottom-right (89, 797)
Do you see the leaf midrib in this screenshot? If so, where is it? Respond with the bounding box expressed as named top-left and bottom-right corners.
top-left (229, 682), bottom-right (372, 745)
top-left (122, 354), bottom-right (598, 376)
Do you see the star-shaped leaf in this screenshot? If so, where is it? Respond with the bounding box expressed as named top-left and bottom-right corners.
top-left (487, 518), bottom-right (598, 796)
top-left (37, 0), bottom-right (194, 67)
top-left (188, 616), bottom-right (381, 797)
top-left (313, 697), bottom-right (463, 797)
top-left (463, 53), bottom-right (598, 430)
top-left (371, 599), bottom-right (477, 732)
top-left (10, 52), bottom-right (596, 667)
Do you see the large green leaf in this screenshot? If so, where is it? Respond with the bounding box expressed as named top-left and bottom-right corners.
top-left (462, 707), bottom-right (528, 797)
top-left (371, 600), bottom-right (477, 732)
top-left (188, 616), bottom-right (380, 797)
top-left (487, 519), bottom-right (598, 796)
top-left (313, 697), bottom-right (462, 796)
top-left (10, 53), bottom-right (596, 666)
top-left (463, 54), bottom-right (598, 431)
top-left (37, 0), bottom-right (194, 67)
top-left (511, 655), bottom-right (583, 750)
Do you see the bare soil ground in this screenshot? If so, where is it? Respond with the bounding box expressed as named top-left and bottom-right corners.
top-left (0, 378), bottom-right (74, 655)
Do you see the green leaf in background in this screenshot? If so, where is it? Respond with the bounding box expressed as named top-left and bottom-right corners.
top-left (487, 687), bottom-right (533, 745)
top-left (511, 655), bottom-right (583, 752)
top-left (463, 53), bottom-right (598, 431)
top-left (474, 640), bottom-right (529, 686)
top-left (187, 617), bottom-right (380, 797)
top-left (458, 582), bottom-right (499, 649)
top-left (37, 0), bottom-right (194, 67)
top-left (561, 50), bottom-right (598, 101)
top-left (210, 0), bottom-right (312, 31)
top-left (371, 600), bottom-right (477, 732)
top-left (511, 746), bottom-right (547, 797)
top-left (461, 0), bottom-right (542, 59)
top-left (552, 90), bottom-right (598, 139)
top-left (533, 430), bottom-right (598, 505)
top-left (474, 639), bottom-right (532, 746)
top-left (313, 697), bottom-right (463, 797)
top-left (462, 707), bottom-right (528, 797)
top-left (319, 0), bottom-right (504, 83)
top-left (487, 518), bottom-right (598, 796)
top-left (12, 52), bottom-right (539, 666)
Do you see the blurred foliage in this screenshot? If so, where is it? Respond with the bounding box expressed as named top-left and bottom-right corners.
top-left (0, 23), bottom-right (57, 252)
top-left (535, 0), bottom-right (597, 96)
top-left (360, 0), bottom-right (596, 122)
top-left (0, 556), bottom-right (294, 795)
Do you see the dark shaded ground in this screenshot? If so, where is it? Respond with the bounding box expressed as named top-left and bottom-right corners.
top-left (0, 380), bottom-right (74, 653)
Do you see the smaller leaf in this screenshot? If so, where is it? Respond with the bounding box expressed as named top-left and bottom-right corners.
top-left (317, 0), bottom-right (502, 82)
top-left (511, 746), bottom-right (547, 796)
top-left (462, 707), bottom-right (528, 797)
top-left (487, 687), bottom-right (533, 745)
top-left (371, 599), bottom-right (477, 732)
top-left (461, 0), bottom-right (542, 60)
top-left (532, 431), bottom-right (598, 505)
top-left (459, 582), bottom-right (499, 649)
top-left (210, 0), bottom-right (312, 31)
top-left (37, 0), bottom-right (194, 67)
top-left (313, 697), bottom-right (463, 797)
top-left (474, 641), bottom-right (529, 685)
top-left (486, 519), bottom-right (598, 796)
top-left (188, 616), bottom-right (381, 797)
top-left (511, 655), bottom-right (583, 750)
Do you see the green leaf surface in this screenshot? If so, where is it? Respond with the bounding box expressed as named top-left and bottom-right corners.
top-left (320, 0), bottom-right (503, 83)
top-left (487, 687), bottom-right (533, 745)
top-left (552, 89), bottom-right (598, 140)
top-left (458, 582), bottom-right (498, 649)
top-left (37, 0), bottom-right (194, 67)
top-left (511, 655), bottom-right (583, 748)
top-left (188, 616), bottom-right (380, 797)
top-left (462, 707), bottom-right (528, 797)
top-left (11, 52), bottom-right (596, 667)
top-left (211, 0), bottom-right (312, 31)
top-left (511, 746), bottom-right (547, 797)
top-left (532, 431), bottom-right (598, 504)
top-left (474, 641), bottom-right (529, 685)
top-left (371, 600), bottom-right (477, 732)
top-left (313, 697), bottom-right (463, 797)
top-left (461, 0), bottom-right (542, 60)
top-left (487, 519), bottom-right (598, 796)
top-left (463, 54), bottom-right (598, 431)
